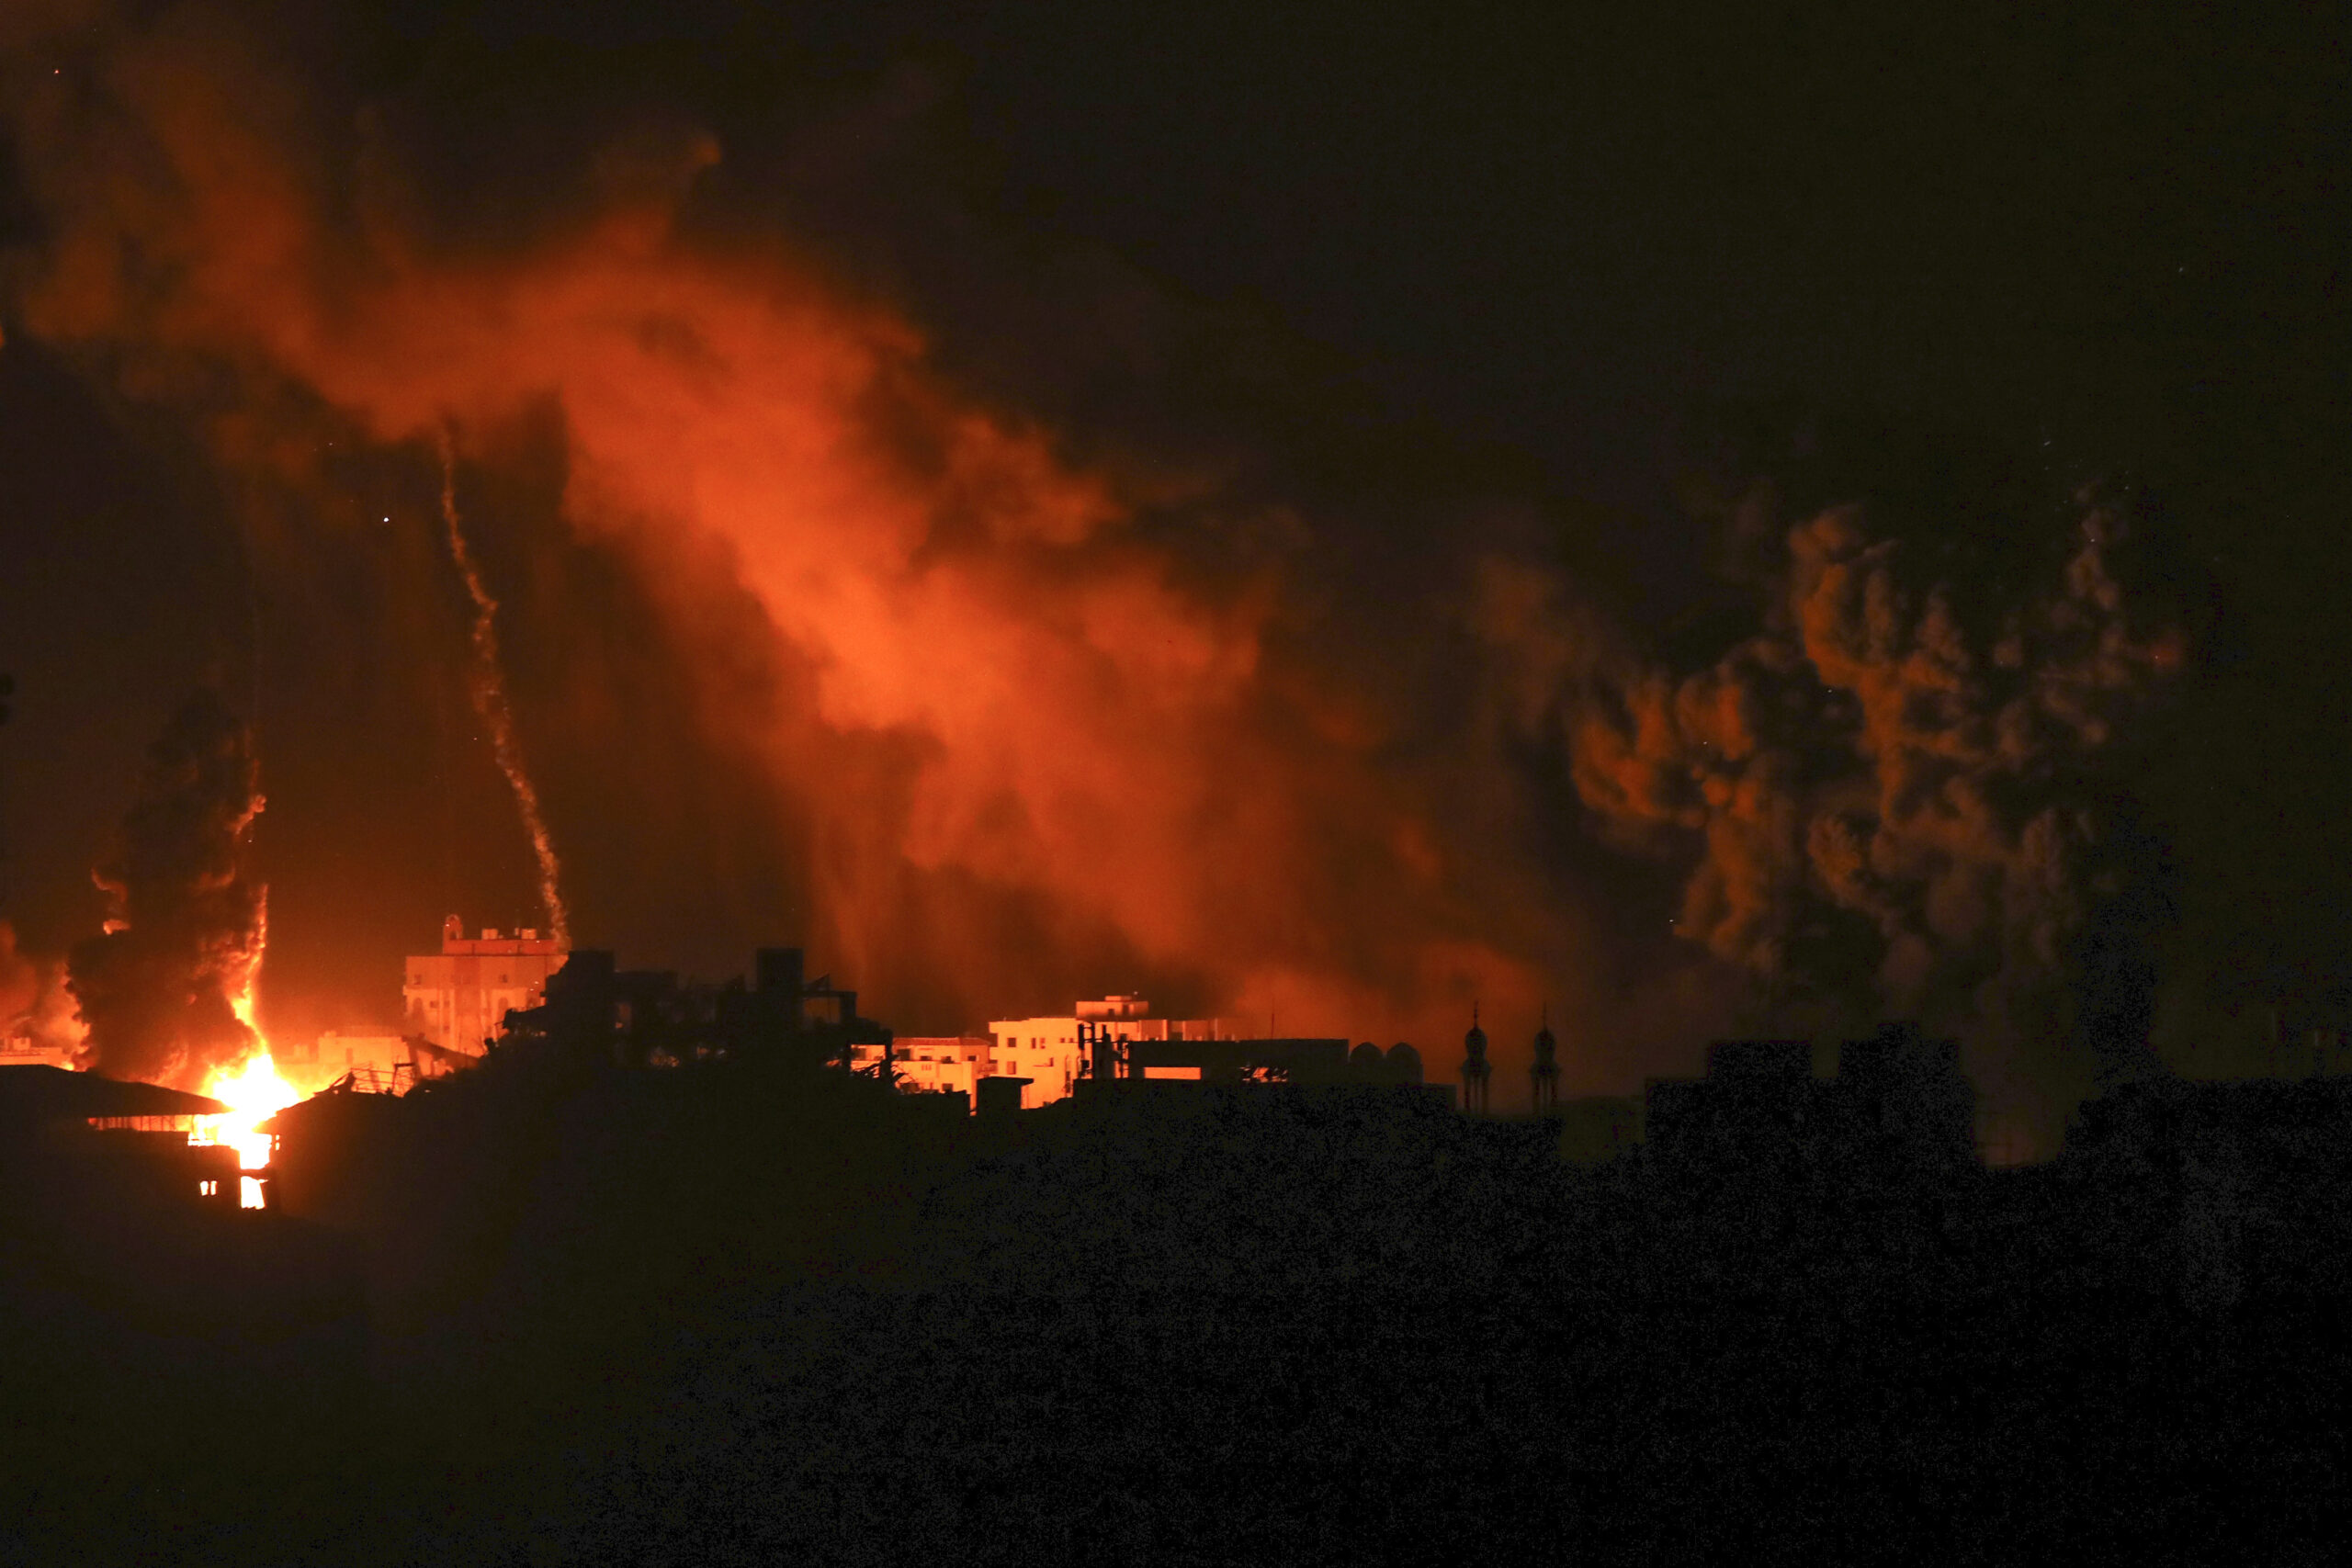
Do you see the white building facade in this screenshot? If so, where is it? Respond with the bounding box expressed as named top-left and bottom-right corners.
top-left (854, 1035), bottom-right (993, 1103)
top-left (849, 997), bottom-right (1234, 1111)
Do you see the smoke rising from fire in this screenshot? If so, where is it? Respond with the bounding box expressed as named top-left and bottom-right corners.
top-left (0, 7), bottom-right (2189, 1097)
top-left (0, 919), bottom-right (84, 1055)
top-left (1483, 486), bottom-right (2184, 1101)
top-left (0, 14), bottom-right (1579, 1053)
top-left (65, 689), bottom-right (266, 1088)
top-left (439, 430), bottom-right (570, 952)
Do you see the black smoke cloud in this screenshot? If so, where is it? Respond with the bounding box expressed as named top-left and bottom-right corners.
top-left (1480, 479), bottom-right (2186, 1134)
top-left (0, 2), bottom-right (2226, 1120)
top-left (67, 689), bottom-right (266, 1087)
top-left (0, 919), bottom-right (82, 1053)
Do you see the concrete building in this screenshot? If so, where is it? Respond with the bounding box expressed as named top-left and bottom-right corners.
top-left (849, 998), bottom-right (1238, 1110)
top-left (986, 997), bottom-right (1236, 1109)
top-left (488, 944), bottom-right (888, 1075)
top-left (853, 1035), bottom-right (994, 1101)
top-left (403, 916), bottom-right (566, 1064)
top-left (0, 1021), bottom-right (76, 1070)
top-left (1643, 1025), bottom-right (1977, 1174)
top-left (854, 998), bottom-right (1454, 1113)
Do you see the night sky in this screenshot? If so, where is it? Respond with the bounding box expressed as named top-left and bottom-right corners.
top-left (1, 2), bottom-right (2345, 1152)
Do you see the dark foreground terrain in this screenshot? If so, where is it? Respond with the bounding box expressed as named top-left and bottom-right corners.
top-left (3, 1064), bottom-right (2345, 1565)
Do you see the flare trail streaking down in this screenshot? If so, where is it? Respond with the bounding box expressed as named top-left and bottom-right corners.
top-left (438, 431), bottom-right (570, 952)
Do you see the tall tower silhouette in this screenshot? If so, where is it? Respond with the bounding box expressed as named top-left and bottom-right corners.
top-left (1462, 1005), bottom-right (1491, 1114)
top-left (1530, 1006), bottom-right (1559, 1113)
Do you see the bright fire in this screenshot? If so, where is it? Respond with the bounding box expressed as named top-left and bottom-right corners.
top-left (191, 1049), bottom-right (299, 1209)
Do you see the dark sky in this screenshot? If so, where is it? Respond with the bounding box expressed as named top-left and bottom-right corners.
top-left (1, 1), bottom-right (2345, 1113)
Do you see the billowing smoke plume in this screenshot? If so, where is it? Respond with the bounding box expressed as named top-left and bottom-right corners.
top-left (0, 7), bottom-right (2192, 1101)
top-left (0, 919), bottom-right (85, 1056)
top-left (0, 12), bottom-right (1582, 1055)
top-left (67, 690), bottom-right (267, 1087)
top-left (440, 432), bottom-right (570, 951)
top-left (1487, 488), bottom-right (2184, 1100)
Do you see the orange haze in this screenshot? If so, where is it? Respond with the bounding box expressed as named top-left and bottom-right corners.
top-left (2, 16), bottom-right (1636, 1078)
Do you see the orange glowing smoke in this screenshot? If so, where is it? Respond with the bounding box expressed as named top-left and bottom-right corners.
top-left (1551, 498), bottom-right (2181, 996)
top-left (0, 20), bottom-right (1598, 1064)
top-left (1486, 487), bottom-right (2186, 1152)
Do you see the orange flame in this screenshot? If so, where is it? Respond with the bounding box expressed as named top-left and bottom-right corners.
top-left (191, 1049), bottom-right (298, 1207)
top-left (192, 957), bottom-right (298, 1207)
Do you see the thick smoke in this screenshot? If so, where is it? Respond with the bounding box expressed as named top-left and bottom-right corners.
top-left (0, 7), bottom-right (2191, 1104)
top-left (66, 689), bottom-right (266, 1087)
top-left (0, 12), bottom-right (1584, 1055)
top-left (1486, 489), bottom-right (2183, 1112)
top-left (0, 919), bottom-right (85, 1055)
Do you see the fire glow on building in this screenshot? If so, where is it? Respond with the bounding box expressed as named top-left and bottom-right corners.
top-left (868, 995), bottom-right (1242, 1110)
top-left (47, 687), bottom-right (562, 1208)
top-left (403, 918), bottom-right (568, 1075)
top-left (46, 420), bottom-right (585, 1202)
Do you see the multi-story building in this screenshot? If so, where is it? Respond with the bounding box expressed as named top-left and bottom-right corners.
top-left (1643, 1025), bottom-right (1976, 1173)
top-left (0, 1021), bottom-right (76, 1070)
top-left (986, 997), bottom-right (1233, 1109)
top-left (860, 1035), bottom-right (994, 1103)
top-left (402, 917), bottom-right (567, 1064)
top-left (848, 997), bottom-right (1236, 1111)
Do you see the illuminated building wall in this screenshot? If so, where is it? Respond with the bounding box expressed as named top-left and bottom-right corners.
top-left (851, 1035), bottom-right (992, 1101)
top-left (403, 916), bottom-right (567, 1062)
top-left (988, 998), bottom-right (1233, 1110)
top-left (848, 998), bottom-right (1234, 1110)
top-left (0, 1025), bottom-right (75, 1070)
top-left (276, 1030), bottom-right (410, 1094)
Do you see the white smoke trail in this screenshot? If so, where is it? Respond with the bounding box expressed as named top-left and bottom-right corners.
top-left (438, 431), bottom-right (571, 951)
